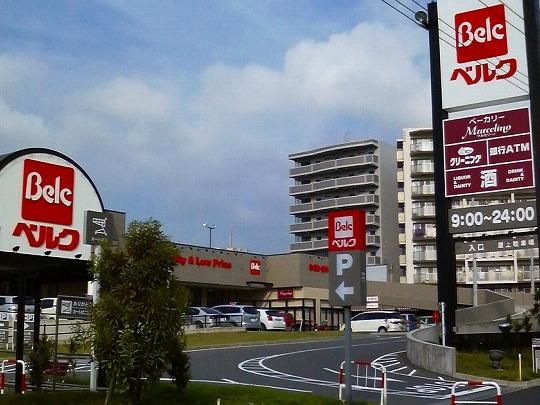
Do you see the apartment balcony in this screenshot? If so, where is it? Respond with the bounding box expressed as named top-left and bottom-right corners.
top-left (289, 219), bottom-right (328, 233)
top-left (465, 270), bottom-right (516, 283)
top-left (413, 250), bottom-right (437, 261)
top-left (366, 214), bottom-right (380, 226)
top-left (398, 191), bottom-right (405, 203)
top-left (410, 141), bottom-right (433, 154)
top-left (289, 154), bottom-right (379, 178)
top-left (398, 212), bottom-right (405, 224)
top-left (367, 256), bottom-right (381, 266)
top-left (290, 194), bottom-right (379, 214)
top-left (411, 162), bottom-right (435, 175)
top-left (396, 150), bottom-right (404, 162)
top-left (367, 235), bottom-right (381, 246)
top-left (399, 254), bottom-right (406, 266)
top-left (411, 206), bottom-right (436, 219)
top-left (289, 239), bottom-right (328, 252)
top-left (414, 273), bottom-right (438, 283)
top-left (413, 227), bottom-right (437, 241)
top-left (411, 184), bottom-right (435, 197)
top-left (397, 170), bottom-right (404, 183)
top-left (399, 233), bottom-right (406, 244)
top-left (289, 174), bottom-right (379, 196)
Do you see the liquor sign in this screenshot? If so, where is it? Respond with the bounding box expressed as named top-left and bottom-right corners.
top-left (0, 149), bottom-right (104, 260)
top-left (328, 209), bottom-right (367, 307)
top-left (437, 0), bottom-right (528, 111)
top-left (444, 107), bottom-right (534, 197)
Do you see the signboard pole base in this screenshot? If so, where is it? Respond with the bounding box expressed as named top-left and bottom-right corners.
top-left (344, 306), bottom-right (352, 403)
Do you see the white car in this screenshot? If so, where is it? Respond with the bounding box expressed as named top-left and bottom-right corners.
top-left (40, 297), bottom-right (58, 319)
top-left (0, 296), bottom-right (35, 313)
top-left (344, 311), bottom-right (406, 333)
top-left (257, 309), bottom-right (286, 331)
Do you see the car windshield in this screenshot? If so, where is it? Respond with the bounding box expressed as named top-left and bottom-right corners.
top-left (13, 297), bottom-right (34, 305)
top-left (242, 307), bottom-right (258, 315)
top-left (201, 308), bottom-right (221, 315)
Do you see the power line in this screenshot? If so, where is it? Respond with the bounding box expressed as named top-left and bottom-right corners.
top-left (380, 0), bottom-right (529, 94)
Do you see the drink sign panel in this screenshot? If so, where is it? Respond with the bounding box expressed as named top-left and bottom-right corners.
top-left (448, 201), bottom-right (537, 234)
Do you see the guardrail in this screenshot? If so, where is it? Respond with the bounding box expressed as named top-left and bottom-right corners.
top-left (449, 380), bottom-right (502, 405)
top-left (338, 360), bottom-right (386, 405)
top-left (1, 359), bottom-right (26, 395)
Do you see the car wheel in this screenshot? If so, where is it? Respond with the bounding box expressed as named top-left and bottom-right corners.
top-left (377, 326), bottom-right (387, 333)
top-left (195, 321), bottom-right (204, 329)
top-left (260, 323), bottom-right (267, 331)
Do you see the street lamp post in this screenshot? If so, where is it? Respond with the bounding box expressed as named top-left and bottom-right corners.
top-left (203, 223), bottom-right (215, 248)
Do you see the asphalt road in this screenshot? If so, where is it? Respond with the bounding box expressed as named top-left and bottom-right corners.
top-left (188, 333), bottom-right (540, 404)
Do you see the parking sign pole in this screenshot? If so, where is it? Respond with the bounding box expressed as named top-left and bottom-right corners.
top-left (344, 306), bottom-right (352, 403)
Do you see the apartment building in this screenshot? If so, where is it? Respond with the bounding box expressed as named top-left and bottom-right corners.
top-left (397, 128), bottom-right (537, 292)
top-left (288, 140), bottom-right (399, 273)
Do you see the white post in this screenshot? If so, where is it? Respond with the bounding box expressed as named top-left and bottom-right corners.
top-left (440, 302), bottom-right (446, 347)
top-left (531, 248), bottom-right (535, 294)
top-left (519, 353), bottom-right (522, 381)
top-left (472, 254), bottom-right (478, 307)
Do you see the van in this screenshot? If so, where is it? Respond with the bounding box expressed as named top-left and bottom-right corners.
top-left (342, 310), bottom-right (406, 333)
top-left (40, 297), bottom-right (58, 319)
top-left (212, 305), bottom-right (260, 330)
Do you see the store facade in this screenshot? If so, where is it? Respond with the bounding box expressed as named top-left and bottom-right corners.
top-left (174, 244), bottom-right (345, 329)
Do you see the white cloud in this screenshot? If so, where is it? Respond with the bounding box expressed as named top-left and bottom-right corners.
top-left (0, 99), bottom-right (50, 147)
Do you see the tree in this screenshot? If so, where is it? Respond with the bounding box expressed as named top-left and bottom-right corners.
top-left (84, 219), bottom-right (190, 405)
top-left (27, 335), bottom-right (53, 391)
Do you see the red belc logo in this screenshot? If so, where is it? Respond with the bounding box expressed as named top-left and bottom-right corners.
top-left (21, 159), bottom-right (74, 225)
top-left (328, 210), bottom-right (366, 252)
top-left (451, 4), bottom-right (516, 86)
top-left (250, 260), bottom-right (261, 276)
top-left (455, 4), bottom-right (507, 63)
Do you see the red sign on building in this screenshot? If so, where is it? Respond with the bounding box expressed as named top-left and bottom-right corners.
top-left (277, 288), bottom-right (294, 300)
top-left (327, 210), bottom-right (366, 252)
top-left (444, 107), bottom-right (534, 197)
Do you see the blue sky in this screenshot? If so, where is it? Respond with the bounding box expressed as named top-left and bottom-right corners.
top-left (0, 1), bottom-right (432, 253)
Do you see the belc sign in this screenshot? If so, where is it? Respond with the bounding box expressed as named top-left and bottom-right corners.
top-left (327, 209), bottom-right (367, 307)
top-left (438, 0), bottom-right (528, 111)
top-left (0, 149), bottom-right (104, 260)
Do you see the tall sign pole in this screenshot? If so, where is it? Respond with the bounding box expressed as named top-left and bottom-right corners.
top-left (328, 209), bottom-right (366, 404)
top-left (427, 1), bottom-right (457, 347)
top-left (524, 0), bottom-right (540, 287)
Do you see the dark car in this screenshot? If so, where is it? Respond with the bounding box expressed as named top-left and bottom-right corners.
top-left (212, 305), bottom-right (260, 330)
top-left (184, 307), bottom-right (230, 328)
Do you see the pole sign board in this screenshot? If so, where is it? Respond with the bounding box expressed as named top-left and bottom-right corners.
top-left (437, 0), bottom-right (528, 111)
top-left (455, 234), bottom-right (537, 255)
top-left (57, 295), bottom-right (92, 320)
top-left (84, 210), bottom-right (119, 246)
top-left (328, 209), bottom-right (367, 307)
top-left (444, 107), bottom-right (534, 197)
top-left (448, 200), bottom-right (537, 234)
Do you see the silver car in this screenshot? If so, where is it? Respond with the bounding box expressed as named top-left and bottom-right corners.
top-left (0, 296), bottom-right (35, 313)
top-left (212, 305), bottom-right (260, 330)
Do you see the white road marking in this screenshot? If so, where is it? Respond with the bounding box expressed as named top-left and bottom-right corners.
top-left (392, 366), bottom-right (407, 372)
top-left (408, 369), bottom-right (417, 376)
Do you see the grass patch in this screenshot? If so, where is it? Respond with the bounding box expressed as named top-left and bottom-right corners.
top-left (0, 381), bottom-right (371, 404)
top-left (186, 330), bottom-right (343, 349)
top-left (457, 349), bottom-right (539, 381)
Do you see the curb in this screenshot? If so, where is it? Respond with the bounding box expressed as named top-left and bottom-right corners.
top-left (454, 371), bottom-right (540, 388)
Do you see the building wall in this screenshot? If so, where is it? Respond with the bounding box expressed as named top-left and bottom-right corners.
top-left (288, 139), bottom-right (398, 270)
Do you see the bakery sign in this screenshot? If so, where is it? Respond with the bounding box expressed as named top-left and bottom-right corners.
top-left (0, 149), bottom-right (104, 260)
top-left (444, 106), bottom-right (534, 196)
top-left (437, 0), bottom-right (528, 111)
